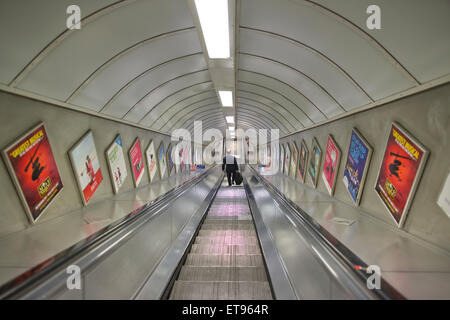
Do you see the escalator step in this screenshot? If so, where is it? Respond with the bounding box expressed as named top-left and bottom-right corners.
top-left (204, 216), bottom-right (252, 221)
top-left (190, 244), bottom-right (261, 254)
top-left (198, 230), bottom-right (257, 237)
top-left (184, 254), bottom-right (264, 267)
top-left (178, 266), bottom-right (268, 281)
top-left (169, 182), bottom-right (273, 300)
top-left (169, 280), bottom-right (272, 300)
top-left (200, 224), bottom-right (255, 230)
top-left (194, 236), bottom-right (259, 245)
top-left (201, 219), bottom-right (254, 225)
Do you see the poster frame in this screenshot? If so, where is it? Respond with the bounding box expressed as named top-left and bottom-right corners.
top-left (166, 142), bottom-right (173, 176)
top-left (2, 122), bottom-right (64, 224)
top-left (322, 135), bottom-right (341, 196)
top-left (343, 128), bottom-right (373, 207)
top-left (145, 139), bottom-right (159, 183)
top-left (290, 141), bottom-right (299, 179)
top-left (279, 144), bottom-right (285, 175)
top-left (157, 141), bottom-right (167, 180)
top-left (105, 134), bottom-right (128, 194)
top-left (284, 143), bottom-right (291, 176)
top-left (374, 122), bottom-right (429, 228)
top-left (128, 137), bottom-right (145, 188)
top-left (308, 137), bottom-right (322, 189)
top-left (68, 130), bottom-right (103, 206)
top-left (298, 139), bottom-right (309, 183)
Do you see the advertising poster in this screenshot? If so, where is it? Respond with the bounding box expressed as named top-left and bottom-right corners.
top-left (106, 135), bottom-right (128, 194)
top-left (284, 143), bottom-right (290, 176)
top-left (322, 135), bottom-right (341, 196)
top-left (2, 123), bottom-right (63, 223)
top-left (343, 129), bottom-right (373, 206)
top-left (280, 144), bottom-right (285, 174)
top-left (157, 142), bottom-right (167, 179)
top-left (146, 140), bottom-right (158, 182)
top-left (298, 140), bottom-right (308, 183)
top-left (290, 142), bottom-right (298, 179)
top-left (375, 122), bottom-right (429, 227)
top-left (167, 143), bottom-right (174, 176)
top-left (69, 131), bottom-right (103, 205)
top-left (308, 138), bottom-right (322, 189)
top-left (129, 138), bottom-right (145, 187)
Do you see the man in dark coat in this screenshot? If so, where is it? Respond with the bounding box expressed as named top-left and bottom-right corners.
top-left (222, 149), bottom-right (239, 186)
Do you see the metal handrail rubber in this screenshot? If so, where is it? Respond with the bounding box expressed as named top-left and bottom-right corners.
top-left (0, 166), bottom-right (218, 299)
top-left (247, 165), bottom-right (405, 300)
top-left (135, 171), bottom-right (224, 300)
top-left (243, 172), bottom-right (298, 300)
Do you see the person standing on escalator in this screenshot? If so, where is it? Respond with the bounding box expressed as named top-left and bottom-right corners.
top-left (222, 149), bottom-right (239, 186)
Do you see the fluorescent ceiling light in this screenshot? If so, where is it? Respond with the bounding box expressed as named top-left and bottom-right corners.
top-left (226, 116), bottom-right (234, 123)
top-left (195, 0), bottom-right (230, 59)
top-left (219, 90), bottom-right (233, 107)
top-left (229, 126), bottom-right (235, 131)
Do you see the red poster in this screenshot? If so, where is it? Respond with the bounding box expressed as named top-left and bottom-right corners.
top-left (322, 136), bottom-right (341, 196)
top-left (130, 138), bottom-right (144, 187)
top-left (3, 123), bottom-right (63, 223)
top-left (375, 123), bottom-right (428, 227)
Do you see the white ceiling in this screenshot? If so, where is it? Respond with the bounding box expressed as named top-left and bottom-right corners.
top-left (1, 0), bottom-right (449, 137)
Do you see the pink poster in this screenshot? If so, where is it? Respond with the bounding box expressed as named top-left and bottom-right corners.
top-left (322, 135), bottom-right (341, 196)
top-left (129, 138), bottom-right (145, 187)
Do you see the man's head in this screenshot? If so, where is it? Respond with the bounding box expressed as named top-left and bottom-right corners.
top-left (226, 148), bottom-right (231, 154)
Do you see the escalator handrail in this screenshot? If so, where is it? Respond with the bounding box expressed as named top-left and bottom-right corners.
top-left (248, 165), bottom-right (405, 300)
top-left (135, 171), bottom-right (224, 300)
top-left (0, 166), bottom-right (217, 299)
top-left (243, 173), bottom-right (298, 300)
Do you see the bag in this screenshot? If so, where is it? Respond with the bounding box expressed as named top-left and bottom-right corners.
top-left (234, 171), bottom-right (243, 185)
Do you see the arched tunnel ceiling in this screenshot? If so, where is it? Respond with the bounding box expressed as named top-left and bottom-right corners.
top-left (0, 0), bottom-right (449, 138)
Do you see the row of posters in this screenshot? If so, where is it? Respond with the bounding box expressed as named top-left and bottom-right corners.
top-left (2, 123), bottom-right (192, 224)
top-left (279, 122), bottom-right (430, 228)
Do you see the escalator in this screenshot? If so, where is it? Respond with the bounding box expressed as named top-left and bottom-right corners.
top-left (169, 180), bottom-right (273, 300)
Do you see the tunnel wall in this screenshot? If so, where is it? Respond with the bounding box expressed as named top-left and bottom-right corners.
top-left (280, 83), bottom-right (450, 251)
top-left (0, 91), bottom-right (175, 237)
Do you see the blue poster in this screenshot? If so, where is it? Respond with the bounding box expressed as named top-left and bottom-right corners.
top-left (343, 129), bottom-right (372, 205)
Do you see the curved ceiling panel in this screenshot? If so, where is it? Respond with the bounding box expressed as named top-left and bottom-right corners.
top-left (311, 0), bottom-right (450, 83)
top-left (190, 119), bottom-right (226, 130)
top-left (240, 0), bottom-right (417, 100)
top-left (163, 102), bottom-right (220, 131)
top-left (239, 54), bottom-right (343, 118)
top-left (139, 81), bottom-right (215, 127)
top-left (16, 0), bottom-right (194, 100)
top-left (237, 112), bottom-right (284, 134)
top-left (238, 82), bottom-right (311, 127)
top-left (124, 70), bottom-right (211, 123)
top-left (186, 118), bottom-right (226, 132)
top-left (178, 108), bottom-right (223, 130)
top-left (101, 55), bottom-right (207, 117)
top-left (152, 91), bottom-right (217, 130)
top-left (237, 102), bottom-right (291, 133)
top-left (239, 70), bottom-right (326, 123)
top-left (239, 29), bottom-right (370, 109)
top-left (70, 30), bottom-right (203, 110)
top-left (237, 97), bottom-right (298, 131)
top-left (0, 0), bottom-right (117, 84)
top-left (234, 121), bottom-right (263, 132)
top-left (156, 98), bottom-right (218, 131)
top-left (1, 0), bottom-right (447, 139)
